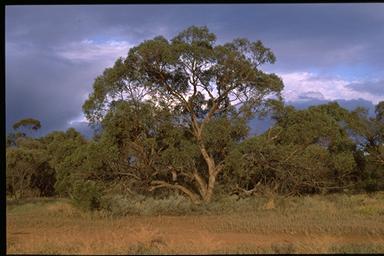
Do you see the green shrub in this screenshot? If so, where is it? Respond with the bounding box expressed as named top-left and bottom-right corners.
top-left (71, 180), bottom-right (102, 211)
top-left (363, 177), bottom-right (380, 192)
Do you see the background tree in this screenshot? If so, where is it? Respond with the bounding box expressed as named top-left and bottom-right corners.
top-left (41, 128), bottom-right (88, 196)
top-left (83, 26), bottom-right (283, 203)
top-left (6, 131), bottom-right (26, 148)
top-left (347, 101), bottom-right (384, 191)
top-left (6, 119), bottom-right (55, 198)
top-left (7, 118), bottom-right (41, 147)
top-left (7, 147), bottom-right (42, 199)
top-left (12, 118), bottom-right (41, 136)
top-left (225, 102), bottom-right (359, 196)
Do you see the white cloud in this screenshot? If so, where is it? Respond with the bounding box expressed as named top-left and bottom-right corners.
top-left (297, 91), bottom-right (325, 101)
top-left (55, 39), bottom-right (132, 63)
top-left (348, 79), bottom-right (384, 96)
top-left (279, 72), bottom-right (382, 104)
top-left (68, 114), bottom-right (87, 125)
top-left (67, 93), bottom-right (89, 125)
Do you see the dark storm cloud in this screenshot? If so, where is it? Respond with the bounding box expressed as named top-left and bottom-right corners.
top-left (6, 45), bottom-right (93, 134)
top-left (179, 4), bottom-right (384, 74)
top-left (5, 5), bottom-right (218, 47)
top-left (5, 5), bottom-right (226, 134)
top-left (347, 80), bottom-right (384, 96)
top-left (6, 4), bottom-right (384, 136)
top-left (8, 4), bottom-right (383, 67)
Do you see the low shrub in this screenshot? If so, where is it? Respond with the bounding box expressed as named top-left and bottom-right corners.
top-left (71, 180), bottom-right (102, 211)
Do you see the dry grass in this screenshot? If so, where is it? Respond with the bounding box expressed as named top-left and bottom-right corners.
top-left (6, 193), bottom-right (384, 254)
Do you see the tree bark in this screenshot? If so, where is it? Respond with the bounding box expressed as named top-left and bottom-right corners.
top-left (204, 173), bottom-right (216, 202)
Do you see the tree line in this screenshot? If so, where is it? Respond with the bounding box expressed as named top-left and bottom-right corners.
top-left (6, 26), bottom-right (384, 208)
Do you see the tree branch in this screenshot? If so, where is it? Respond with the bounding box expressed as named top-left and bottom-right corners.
top-left (149, 180), bottom-right (201, 204)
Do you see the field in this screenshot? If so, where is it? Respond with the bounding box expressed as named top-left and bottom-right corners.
top-left (6, 193), bottom-right (384, 254)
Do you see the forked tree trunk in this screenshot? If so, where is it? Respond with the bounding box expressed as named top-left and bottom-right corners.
top-left (150, 153), bottom-right (220, 204)
top-left (150, 107), bottom-right (222, 204)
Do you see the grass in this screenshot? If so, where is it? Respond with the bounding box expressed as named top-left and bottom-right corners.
top-left (6, 192), bottom-right (384, 254)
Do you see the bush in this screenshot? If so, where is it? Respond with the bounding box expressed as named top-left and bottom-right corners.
top-left (99, 194), bottom-right (136, 216)
top-left (71, 180), bottom-right (102, 211)
top-left (363, 178), bottom-right (380, 192)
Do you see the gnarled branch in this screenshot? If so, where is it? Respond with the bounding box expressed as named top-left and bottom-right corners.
top-left (149, 180), bottom-right (201, 204)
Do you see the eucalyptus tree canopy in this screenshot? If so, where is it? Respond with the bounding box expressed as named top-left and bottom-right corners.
top-left (7, 118), bottom-right (42, 147)
top-left (12, 118), bottom-right (41, 132)
top-left (83, 26), bottom-right (284, 203)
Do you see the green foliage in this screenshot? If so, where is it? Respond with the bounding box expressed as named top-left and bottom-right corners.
top-left (346, 101), bottom-right (384, 191)
top-left (71, 180), bottom-right (102, 211)
top-left (225, 103), bottom-right (361, 196)
top-left (6, 147), bottom-right (41, 198)
top-left (6, 131), bottom-right (26, 148)
top-left (41, 128), bottom-right (88, 196)
top-left (6, 133), bottom-right (56, 198)
top-left (81, 25), bottom-right (283, 203)
top-left (225, 136), bottom-right (330, 195)
top-left (375, 101), bottom-right (384, 122)
top-left (273, 102), bottom-right (352, 146)
top-left (203, 116), bottom-right (249, 158)
top-left (12, 118), bottom-right (41, 131)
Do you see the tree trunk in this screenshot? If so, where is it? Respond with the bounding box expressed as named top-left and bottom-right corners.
top-left (190, 121), bottom-right (221, 203)
top-left (150, 114), bottom-right (222, 204)
top-left (198, 145), bottom-right (219, 203)
top-left (204, 173), bottom-right (216, 203)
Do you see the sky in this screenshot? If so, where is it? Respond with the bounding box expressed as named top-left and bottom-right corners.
top-left (5, 4), bottom-right (384, 136)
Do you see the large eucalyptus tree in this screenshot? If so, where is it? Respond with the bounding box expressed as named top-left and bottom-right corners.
top-left (83, 26), bottom-right (283, 203)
